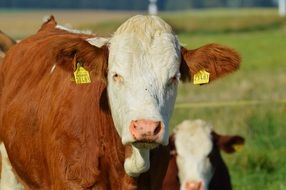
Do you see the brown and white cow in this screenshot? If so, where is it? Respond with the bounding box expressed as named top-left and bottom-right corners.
top-left (0, 15), bottom-right (240, 189)
top-left (163, 120), bottom-right (245, 190)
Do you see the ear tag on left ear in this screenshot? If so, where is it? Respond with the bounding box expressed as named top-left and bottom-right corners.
top-left (74, 62), bottom-right (91, 84)
top-left (233, 144), bottom-right (243, 152)
top-left (193, 69), bottom-right (210, 85)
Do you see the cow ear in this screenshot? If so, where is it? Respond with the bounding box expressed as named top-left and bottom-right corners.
top-left (38, 15), bottom-right (57, 32)
top-left (168, 134), bottom-right (177, 156)
top-left (212, 132), bottom-right (245, 154)
top-left (56, 38), bottom-right (109, 82)
top-left (180, 43), bottom-right (240, 84)
top-left (87, 37), bottom-right (110, 48)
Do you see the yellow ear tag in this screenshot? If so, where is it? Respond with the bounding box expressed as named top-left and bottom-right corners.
top-left (73, 63), bottom-right (91, 84)
top-left (193, 69), bottom-right (210, 85)
top-left (233, 144), bottom-right (243, 152)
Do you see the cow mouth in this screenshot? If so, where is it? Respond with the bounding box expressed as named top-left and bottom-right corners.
top-left (132, 141), bottom-right (160, 149)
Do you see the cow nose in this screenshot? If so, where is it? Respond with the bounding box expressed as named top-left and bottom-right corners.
top-left (129, 119), bottom-right (163, 142)
top-left (185, 181), bottom-right (203, 190)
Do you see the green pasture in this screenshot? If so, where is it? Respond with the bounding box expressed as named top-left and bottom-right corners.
top-left (0, 8), bottom-right (285, 190)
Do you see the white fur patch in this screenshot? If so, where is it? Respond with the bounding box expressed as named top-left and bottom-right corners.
top-left (50, 64), bottom-right (56, 74)
top-left (86, 37), bottom-right (110, 48)
top-left (124, 145), bottom-right (150, 177)
top-left (174, 120), bottom-right (214, 190)
top-left (114, 15), bottom-right (172, 38)
top-left (55, 25), bottom-right (93, 35)
top-left (0, 143), bottom-right (24, 190)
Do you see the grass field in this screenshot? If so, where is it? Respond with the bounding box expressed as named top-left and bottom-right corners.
top-left (0, 8), bottom-right (285, 190)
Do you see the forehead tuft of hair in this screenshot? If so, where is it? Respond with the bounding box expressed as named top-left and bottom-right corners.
top-left (113, 15), bottom-right (173, 41)
top-left (174, 120), bottom-right (212, 137)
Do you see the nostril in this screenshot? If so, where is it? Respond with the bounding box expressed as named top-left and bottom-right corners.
top-left (133, 121), bottom-right (143, 131)
top-left (153, 123), bottom-right (161, 136)
top-left (130, 121), bottom-right (138, 132)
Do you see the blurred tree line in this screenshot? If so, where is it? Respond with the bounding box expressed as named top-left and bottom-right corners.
top-left (0, 0), bottom-right (277, 10)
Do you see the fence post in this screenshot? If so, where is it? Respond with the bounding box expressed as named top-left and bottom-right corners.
top-left (279, 0), bottom-right (286, 16)
top-left (148, 0), bottom-right (158, 15)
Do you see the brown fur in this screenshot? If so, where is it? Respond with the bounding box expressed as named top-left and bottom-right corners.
top-left (0, 17), bottom-right (169, 190)
top-left (163, 133), bottom-right (245, 190)
top-left (180, 44), bottom-right (240, 82)
top-left (0, 30), bottom-right (16, 53)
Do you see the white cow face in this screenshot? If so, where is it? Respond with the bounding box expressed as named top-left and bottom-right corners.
top-left (174, 120), bottom-right (214, 190)
top-left (173, 120), bottom-right (245, 190)
top-left (107, 15), bottom-right (181, 148)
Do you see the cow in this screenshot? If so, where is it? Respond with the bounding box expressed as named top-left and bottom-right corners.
top-left (0, 15), bottom-right (240, 189)
top-left (163, 120), bottom-right (245, 190)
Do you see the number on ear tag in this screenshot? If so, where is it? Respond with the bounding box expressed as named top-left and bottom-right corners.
top-left (193, 69), bottom-right (210, 85)
top-left (74, 63), bottom-right (91, 84)
top-left (233, 144), bottom-right (243, 152)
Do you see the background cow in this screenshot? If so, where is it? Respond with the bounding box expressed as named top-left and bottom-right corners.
top-left (163, 120), bottom-right (245, 190)
top-left (0, 15), bottom-right (240, 189)
top-left (0, 30), bottom-right (16, 57)
top-left (0, 30), bottom-right (16, 63)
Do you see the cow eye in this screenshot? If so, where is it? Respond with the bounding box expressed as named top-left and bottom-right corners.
top-left (112, 73), bottom-right (124, 82)
top-left (167, 74), bottom-right (180, 86)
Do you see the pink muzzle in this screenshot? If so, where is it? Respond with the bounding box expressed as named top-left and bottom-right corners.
top-left (185, 181), bottom-right (203, 190)
top-left (129, 119), bottom-right (164, 142)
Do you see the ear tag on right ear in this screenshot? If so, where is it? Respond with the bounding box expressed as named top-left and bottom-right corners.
top-left (193, 69), bottom-right (210, 85)
top-left (233, 144), bottom-right (243, 152)
top-left (74, 62), bottom-right (91, 84)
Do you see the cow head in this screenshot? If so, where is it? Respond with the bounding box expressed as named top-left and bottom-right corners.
top-left (172, 120), bottom-right (244, 190)
top-left (107, 16), bottom-right (180, 148)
